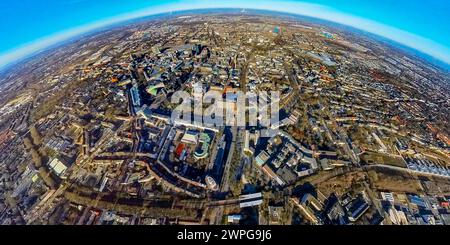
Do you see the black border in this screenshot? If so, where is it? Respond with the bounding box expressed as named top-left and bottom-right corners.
top-left (0, 225), bottom-right (447, 244)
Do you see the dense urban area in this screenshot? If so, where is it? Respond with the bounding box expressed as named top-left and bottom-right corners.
top-left (1, 12), bottom-right (450, 225)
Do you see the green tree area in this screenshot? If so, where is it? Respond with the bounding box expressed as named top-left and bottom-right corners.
top-left (63, 191), bottom-right (197, 219)
top-left (31, 78), bottom-right (90, 121)
top-left (29, 125), bottom-right (42, 145)
top-left (228, 149), bottom-right (244, 197)
top-left (23, 127), bottom-right (60, 189)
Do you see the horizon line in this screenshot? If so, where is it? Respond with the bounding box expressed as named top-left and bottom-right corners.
top-left (1, 0), bottom-right (450, 71)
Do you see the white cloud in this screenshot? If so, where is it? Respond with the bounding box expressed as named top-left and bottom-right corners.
top-left (1, 0), bottom-right (449, 69)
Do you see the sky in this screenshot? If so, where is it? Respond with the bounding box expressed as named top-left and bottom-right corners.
top-left (0, 0), bottom-right (449, 69)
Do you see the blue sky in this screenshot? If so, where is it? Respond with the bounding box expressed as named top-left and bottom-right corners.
top-left (0, 0), bottom-right (449, 68)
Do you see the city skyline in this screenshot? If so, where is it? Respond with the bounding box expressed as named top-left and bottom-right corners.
top-left (1, 0), bottom-right (450, 69)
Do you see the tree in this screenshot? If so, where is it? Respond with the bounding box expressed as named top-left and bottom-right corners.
top-left (29, 125), bottom-right (42, 145)
top-left (30, 148), bottom-right (42, 168)
top-left (23, 137), bottom-right (33, 150)
top-left (38, 167), bottom-right (57, 189)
